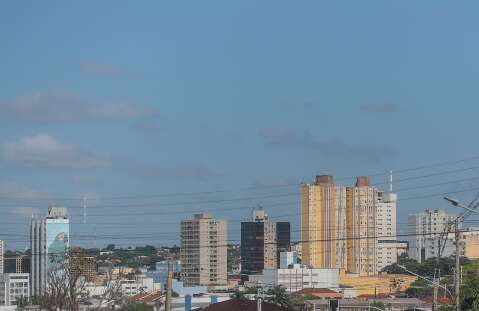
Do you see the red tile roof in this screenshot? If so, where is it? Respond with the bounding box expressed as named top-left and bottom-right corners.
top-left (132, 290), bottom-right (163, 303)
top-left (193, 299), bottom-right (294, 311)
top-left (295, 288), bottom-right (343, 299)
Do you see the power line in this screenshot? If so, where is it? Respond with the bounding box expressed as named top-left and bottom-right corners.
top-left (1, 154), bottom-right (479, 202)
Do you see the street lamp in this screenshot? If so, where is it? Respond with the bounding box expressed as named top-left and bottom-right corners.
top-left (444, 196), bottom-right (479, 216)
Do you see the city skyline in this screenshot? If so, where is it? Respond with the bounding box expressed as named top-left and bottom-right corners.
top-left (2, 2), bottom-right (479, 250)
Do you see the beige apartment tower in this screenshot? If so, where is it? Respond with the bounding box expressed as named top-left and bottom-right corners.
top-left (346, 177), bottom-right (378, 276)
top-left (301, 176), bottom-right (347, 269)
top-left (180, 213), bottom-right (227, 287)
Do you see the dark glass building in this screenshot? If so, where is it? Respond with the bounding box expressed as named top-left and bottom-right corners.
top-left (276, 222), bottom-right (291, 264)
top-left (240, 209), bottom-right (291, 278)
top-left (4, 256), bottom-right (31, 274)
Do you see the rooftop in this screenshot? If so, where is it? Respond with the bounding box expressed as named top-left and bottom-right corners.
top-left (193, 299), bottom-right (294, 311)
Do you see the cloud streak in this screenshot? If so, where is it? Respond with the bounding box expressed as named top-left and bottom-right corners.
top-left (0, 91), bottom-right (155, 123)
top-left (359, 103), bottom-right (400, 114)
top-left (80, 62), bottom-right (123, 77)
top-left (258, 127), bottom-right (398, 163)
top-left (131, 163), bottom-right (222, 182)
top-left (2, 134), bottom-right (111, 169)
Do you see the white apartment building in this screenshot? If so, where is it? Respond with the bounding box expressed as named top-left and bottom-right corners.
top-left (377, 240), bottom-right (408, 272)
top-left (376, 192), bottom-right (397, 241)
top-left (263, 265), bottom-right (339, 293)
top-left (280, 251), bottom-right (298, 269)
top-left (0, 241), bottom-right (3, 274)
top-left (408, 209), bottom-right (458, 262)
top-left (375, 191), bottom-right (404, 271)
top-left (120, 275), bottom-right (156, 296)
top-left (422, 233), bottom-right (456, 260)
top-left (180, 213), bottom-right (227, 287)
top-left (0, 273), bottom-right (29, 306)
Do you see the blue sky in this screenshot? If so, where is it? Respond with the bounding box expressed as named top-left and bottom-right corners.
top-left (2, 1), bottom-right (479, 249)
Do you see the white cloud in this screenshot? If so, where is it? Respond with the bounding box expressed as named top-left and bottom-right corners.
top-left (0, 91), bottom-right (154, 123)
top-left (2, 134), bottom-right (111, 169)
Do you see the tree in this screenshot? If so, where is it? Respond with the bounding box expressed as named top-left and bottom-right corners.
top-left (382, 256), bottom-right (470, 279)
top-left (405, 278), bottom-right (434, 299)
top-left (370, 301), bottom-right (386, 310)
top-left (21, 251), bottom-right (127, 311)
top-left (266, 286), bottom-right (293, 309)
top-left (126, 302), bottom-right (153, 311)
top-left (231, 291), bottom-right (247, 300)
top-left (289, 294), bottom-right (318, 309)
top-left (460, 263), bottom-right (479, 311)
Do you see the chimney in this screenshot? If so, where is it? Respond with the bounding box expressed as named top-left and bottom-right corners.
top-left (315, 175), bottom-right (333, 185)
top-left (355, 176), bottom-right (370, 187)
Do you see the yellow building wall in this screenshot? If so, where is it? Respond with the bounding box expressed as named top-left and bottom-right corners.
top-left (465, 236), bottom-right (479, 259)
top-left (301, 184), bottom-right (339, 269)
top-left (339, 271), bottom-right (417, 297)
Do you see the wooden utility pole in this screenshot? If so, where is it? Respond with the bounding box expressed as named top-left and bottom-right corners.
top-left (165, 257), bottom-right (173, 311)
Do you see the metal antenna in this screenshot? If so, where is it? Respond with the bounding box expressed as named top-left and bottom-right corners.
top-left (82, 197), bottom-right (87, 224)
top-left (390, 170), bottom-right (393, 192)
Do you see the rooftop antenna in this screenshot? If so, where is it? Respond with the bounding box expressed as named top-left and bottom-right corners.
top-left (389, 170), bottom-right (393, 192)
top-left (82, 196), bottom-right (87, 224)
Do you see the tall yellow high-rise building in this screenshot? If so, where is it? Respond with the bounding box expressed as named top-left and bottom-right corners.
top-left (301, 175), bottom-right (378, 276)
top-left (301, 176), bottom-right (347, 269)
top-left (346, 176), bottom-right (378, 276)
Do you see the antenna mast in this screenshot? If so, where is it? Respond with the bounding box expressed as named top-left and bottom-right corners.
top-left (389, 170), bottom-right (393, 192)
top-left (82, 197), bottom-right (87, 224)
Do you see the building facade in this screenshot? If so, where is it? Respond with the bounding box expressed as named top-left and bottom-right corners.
top-left (240, 209), bottom-right (291, 276)
top-left (375, 191), bottom-right (405, 271)
top-left (346, 177), bottom-right (378, 276)
top-left (180, 214), bottom-right (227, 287)
top-left (301, 176), bottom-right (347, 270)
top-left (408, 209), bottom-right (457, 262)
top-left (30, 206), bottom-right (70, 296)
top-left (463, 229), bottom-right (479, 259)
top-left (301, 175), bottom-right (379, 276)
top-left (70, 256), bottom-right (96, 281)
top-left (0, 241), bottom-right (3, 274)
top-left (262, 265), bottom-right (340, 293)
top-left (280, 251), bottom-right (298, 269)
top-left (376, 240), bottom-right (409, 272)
top-left (0, 273), bottom-right (29, 306)
top-left (376, 192), bottom-right (397, 241)
top-left (4, 256), bottom-right (31, 274)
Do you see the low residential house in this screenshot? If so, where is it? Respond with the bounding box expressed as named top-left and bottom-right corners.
top-left (263, 265), bottom-right (339, 293)
top-left (132, 290), bottom-right (163, 308)
top-left (193, 299), bottom-right (295, 311)
top-left (304, 298), bottom-right (427, 311)
top-left (294, 288), bottom-right (343, 299)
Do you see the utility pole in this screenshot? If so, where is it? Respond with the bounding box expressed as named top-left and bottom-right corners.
top-left (257, 287), bottom-right (263, 311)
top-left (433, 268), bottom-right (438, 311)
top-left (454, 220), bottom-right (461, 311)
top-left (165, 257), bottom-right (173, 311)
